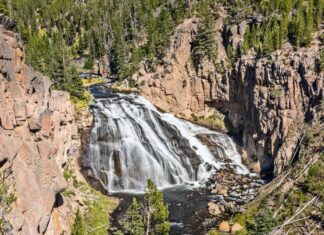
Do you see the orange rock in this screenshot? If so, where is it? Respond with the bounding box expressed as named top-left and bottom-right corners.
top-left (219, 221), bottom-right (230, 233)
top-left (16, 47), bottom-right (24, 59)
top-left (41, 109), bottom-right (52, 137)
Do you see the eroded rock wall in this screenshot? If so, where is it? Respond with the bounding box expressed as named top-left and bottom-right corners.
top-left (134, 11), bottom-right (323, 177)
top-left (0, 26), bottom-right (79, 234)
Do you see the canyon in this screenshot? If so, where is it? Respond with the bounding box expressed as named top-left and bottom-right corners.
top-left (0, 2), bottom-right (323, 234)
top-left (133, 10), bottom-right (323, 179)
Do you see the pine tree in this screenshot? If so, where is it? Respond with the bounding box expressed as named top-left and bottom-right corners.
top-left (279, 13), bottom-right (289, 46)
top-left (144, 179), bottom-right (170, 235)
top-left (0, 0), bottom-right (9, 15)
top-left (66, 65), bottom-right (84, 100)
top-left (123, 180), bottom-right (170, 235)
top-left (247, 202), bottom-right (278, 235)
top-left (192, 12), bottom-right (217, 66)
top-left (262, 23), bottom-right (274, 54)
top-left (124, 198), bottom-right (144, 235)
top-left (315, 0), bottom-right (323, 28)
top-left (289, 8), bottom-right (305, 47)
top-left (272, 19), bottom-right (280, 50)
top-left (243, 25), bottom-right (251, 53)
top-left (250, 24), bottom-right (258, 49)
top-left (84, 56), bottom-right (94, 70)
top-left (304, 7), bottom-right (314, 46)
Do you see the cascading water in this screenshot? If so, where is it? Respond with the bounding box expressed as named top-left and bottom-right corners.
top-left (86, 85), bottom-right (249, 193)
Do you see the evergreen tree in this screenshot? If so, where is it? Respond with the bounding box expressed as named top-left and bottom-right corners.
top-left (0, 0), bottom-right (9, 15)
top-left (124, 198), bottom-right (144, 235)
top-left (272, 19), bottom-right (280, 50)
top-left (250, 24), bottom-right (258, 49)
top-left (289, 8), bottom-right (305, 47)
top-left (243, 25), bottom-right (251, 53)
top-left (124, 180), bottom-right (170, 235)
top-left (66, 66), bottom-right (84, 100)
top-left (84, 56), bottom-right (94, 70)
top-left (144, 179), bottom-right (170, 235)
top-left (304, 7), bottom-right (314, 46)
top-left (247, 202), bottom-right (278, 235)
top-left (192, 12), bottom-right (217, 66)
top-left (279, 13), bottom-right (289, 46)
top-left (315, 0), bottom-right (323, 28)
top-left (262, 23), bottom-right (274, 54)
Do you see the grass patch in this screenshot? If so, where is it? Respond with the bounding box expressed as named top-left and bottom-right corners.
top-left (82, 190), bottom-right (117, 234)
top-left (73, 183), bottom-right (118, 234)
top-left (70, 175), bottom-right (119, 235)
top-left (191, 112), bottom-right (226, 131)
top-left (82, 77), bottom-right (106, 87)
top-left (270, 87), bottom-right (283, 98)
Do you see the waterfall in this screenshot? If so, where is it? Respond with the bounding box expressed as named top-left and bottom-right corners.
top-left (87, 88), bottom-right (249, 193)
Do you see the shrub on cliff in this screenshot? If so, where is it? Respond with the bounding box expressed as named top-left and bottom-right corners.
top-left (0, 171), bottom-right (16, 234)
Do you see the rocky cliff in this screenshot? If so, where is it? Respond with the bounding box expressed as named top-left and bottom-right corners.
top-left (0, 24), bottom-right (79, 234)
top-left (133, 9), bottom-right (323, 178)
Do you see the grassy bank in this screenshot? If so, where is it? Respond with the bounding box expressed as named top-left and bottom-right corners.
top-left (63, 167), bottom-right (119, 235)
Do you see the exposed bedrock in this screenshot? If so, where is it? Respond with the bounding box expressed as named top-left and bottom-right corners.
top-left (0, 26), bottom-right (79, 234)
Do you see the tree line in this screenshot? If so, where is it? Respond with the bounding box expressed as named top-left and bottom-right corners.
top-left (224, 0), bottom-right (323, 58)
top-left (1, 0), bottom-right (322, 98)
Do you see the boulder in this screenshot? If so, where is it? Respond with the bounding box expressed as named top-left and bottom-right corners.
top-left (231, 223), bottom-right (243, 234)
top-left (29, 107), bottom-right (45, 131)
top-left (14, 101), bottom-right (27, 125)
top-left (219, 221), bottom-right (230, 233)
top-left (208, 202), bottom-right (221, 216)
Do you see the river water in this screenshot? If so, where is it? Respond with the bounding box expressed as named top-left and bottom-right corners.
top-left (85, 84), bottom-right (251, 234)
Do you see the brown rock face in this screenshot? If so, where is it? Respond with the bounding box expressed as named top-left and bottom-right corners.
top-left (134, 14), bottom-right (323, 178)
top-left (0, 26), bottom-right (79, 234)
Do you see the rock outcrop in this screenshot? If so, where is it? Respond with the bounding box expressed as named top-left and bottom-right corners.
top-left (0, 26), bottom-right (79, 234)
top-left (133, 10), bottom-right (323, 178)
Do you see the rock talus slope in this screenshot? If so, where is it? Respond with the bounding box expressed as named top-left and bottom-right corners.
top-left (134, 12), bottom-right (323, 178)
top-left (0, 26), bottom-right (79, 234)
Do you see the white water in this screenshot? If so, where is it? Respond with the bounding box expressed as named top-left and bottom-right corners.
top-left (87, 92), bottom-right (249, 193)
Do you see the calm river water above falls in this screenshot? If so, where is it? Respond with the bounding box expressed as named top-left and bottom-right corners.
top-left (85, 84), bottom-right (253, 234)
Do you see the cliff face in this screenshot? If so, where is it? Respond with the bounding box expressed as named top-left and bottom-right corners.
top-left (0, 26), bottom-right (79, 234)
top-left (134, 11), bottom-right (323, 178)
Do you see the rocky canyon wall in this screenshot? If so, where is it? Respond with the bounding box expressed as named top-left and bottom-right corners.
top-left (0, 23), bottom-right (79, 234)
top-left (134, 10), bottom-right (323, 178)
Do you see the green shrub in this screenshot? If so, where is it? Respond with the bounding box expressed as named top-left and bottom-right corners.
top-left (246, 201), bottom-right (278, 235)
top-left (271, 88), bottom-right (283, 98)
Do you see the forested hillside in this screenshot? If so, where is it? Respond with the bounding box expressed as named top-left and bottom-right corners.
top-left (0, 0), bottom-right (322, 96)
